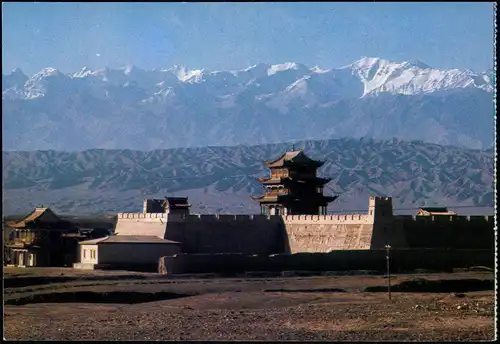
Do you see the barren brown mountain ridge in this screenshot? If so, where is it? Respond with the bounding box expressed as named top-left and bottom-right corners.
top-left (2, 138), bottom-right (494, 215)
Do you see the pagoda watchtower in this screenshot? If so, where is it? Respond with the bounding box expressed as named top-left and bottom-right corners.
top-left (252, 149), bottom-right (337, 215)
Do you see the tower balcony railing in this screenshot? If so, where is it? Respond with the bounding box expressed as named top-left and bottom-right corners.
top-left (264, 189), bottom-right (290, 197)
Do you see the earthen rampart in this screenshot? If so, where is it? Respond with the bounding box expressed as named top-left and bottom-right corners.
top-left (162, 214), bottom-right (285, 255)
top-left (282, 213), bottom-right (375, 252)
top-left (114, 196), bottom-right (494, 254)
top-left (114, 214), bottom-right (168, 238)
top-left (159, 249), bottom-right (495, 275)
top-left (393, 214), bottom-right (494, 249)
top-left (115, 211), bottom-right (380, 254)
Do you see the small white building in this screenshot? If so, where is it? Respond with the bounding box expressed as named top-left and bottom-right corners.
top-left (73, 235), bottom-right (182, 270)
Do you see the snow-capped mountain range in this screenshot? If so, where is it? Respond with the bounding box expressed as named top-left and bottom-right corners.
top-left (2, 57), bottom-right (495, 151)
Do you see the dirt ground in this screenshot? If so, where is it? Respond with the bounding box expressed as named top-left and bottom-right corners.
top-left (3, 267), bottom-right (496, 341)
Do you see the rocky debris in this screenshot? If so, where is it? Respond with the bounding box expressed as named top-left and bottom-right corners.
top-left (4, 272), bottom-right (495, 341)
top-left (5, 293), bottom-right (495, 341)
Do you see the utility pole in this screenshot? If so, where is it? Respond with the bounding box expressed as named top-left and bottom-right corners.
top-left (385, 244), bottom-right (392, 300)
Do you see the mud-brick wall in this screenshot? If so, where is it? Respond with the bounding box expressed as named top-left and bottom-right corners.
top-left (282, 214), bottom-right (374, 253)
top-left (159, 249), bottom-right (495, 274)
top-left (396, 215), bottom-right (494, 249)
top-left (114, 213), bottom-right (168, 238)
top-left (164, 215), bottom-right (286, 255)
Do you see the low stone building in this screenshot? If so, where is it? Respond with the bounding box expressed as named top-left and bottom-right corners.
top-left (73, 235), bottom-right (181, 270)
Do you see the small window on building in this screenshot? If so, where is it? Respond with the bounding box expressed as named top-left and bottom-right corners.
top-left (83, 249), bottom-right (87, 259)
top-left (370, 210), bottom-right (373, 215)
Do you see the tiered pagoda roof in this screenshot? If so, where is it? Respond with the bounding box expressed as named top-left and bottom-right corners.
top-left (253, 149), bottom-right (338, 215)
top-left (251, 194), bottom-right (338, 203)
top-left (263, 150), bottom-right (324, 168)
top-left (6, 207), bottom-right (76, 230)
top-left (258, 176), bottom-right (332, 185)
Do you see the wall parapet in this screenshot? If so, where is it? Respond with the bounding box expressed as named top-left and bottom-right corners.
top-left (117, 212), bottom-right (377, 224)
top-left (184, 214), bottom-right (276, 222)
top-left (394, 214), bottom-right (494, 223)
top-left (283, 213), bottom-right (372, 224)
top-left (117, 213), bottom-right (169, 219)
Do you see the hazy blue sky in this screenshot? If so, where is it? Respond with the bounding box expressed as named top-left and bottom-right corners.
top-left (2, 2), bottom-right (494, 76)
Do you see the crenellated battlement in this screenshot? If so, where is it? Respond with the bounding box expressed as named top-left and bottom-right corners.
top-left (117, 210), bottom-right (493, 225)
top-left (117, 212), bottom-right (375, 224)
top-left (283, 213), bottom-right (372, 224)
top-left (117, 213), bottom-right (169, 219)
top-left (184, 214), bottom-right (275, 222)
top-left (395, 215), bottom-right (493, 224)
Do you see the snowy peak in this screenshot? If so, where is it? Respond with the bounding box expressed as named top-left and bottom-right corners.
top-left (22, 67), bottom-right (71, 99)
top-left (267, 62), bottom-right (307, 76)
top-left (2, 57), bottom-right (494, 101)
top-left (33, 67), bottom-right (61, 79)
top-left (166, 65), bottom-right (204, 83)
top-left (2, 56), bottom-right (494, 152)
top-left (310, 66), bottom-right (330, 74)
top-left (123, 64), bottom-right (137, 75)
top-left (72, 66), bottom-right (94, 78)
top-left (343, 56), bottom-right (492, 96)
top-left (402, 60), bottom-right (432, 70)
top-left (227, 63), bottom-right (270, 80)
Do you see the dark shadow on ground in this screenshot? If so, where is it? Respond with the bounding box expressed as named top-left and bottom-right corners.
top-left (364, 278), bottom-right (494, 293)
top-left (264, 288), bottom-right (346, 293)
top-left (5, 291), bottom-right (193, 305)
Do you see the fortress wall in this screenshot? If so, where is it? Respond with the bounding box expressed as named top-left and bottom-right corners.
top-left (114, 198), bottom-right (494, 256)
top-left (160, 249), bottom-right (495, 275)
top-left (282, 214), bottom-right (374, 252)
top-left (393, 215), bottom-right (494, 249)
top-left (114, 214), bottom-right (168, 238)
top-left (121, 212), bottom-right (379, 254)
top-left (370, 218), bottom-right (408, 249)
top-left (164, 215), bottom-right (285, 255)
top-left (283, 214), bottom-right (372, 224)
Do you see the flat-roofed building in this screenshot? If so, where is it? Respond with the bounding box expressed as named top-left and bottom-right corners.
top-left (73, 235), bottom-right (181, 270)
